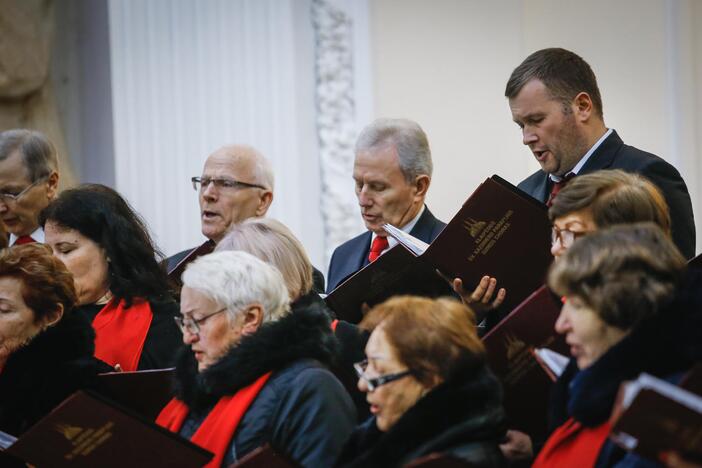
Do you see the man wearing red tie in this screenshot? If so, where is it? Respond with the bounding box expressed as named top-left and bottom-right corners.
top-left (0, 129), bottom-right (60, 247)
top-left (506, 48), bottom-right (695, 258)
top-left (326, 118), bottom-right (445, 293)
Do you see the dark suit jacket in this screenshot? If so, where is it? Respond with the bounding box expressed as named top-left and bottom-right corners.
top-left (326, 207), bottom-right (446, 293)
top-left (166, 243), bottom-right (327, 294)
top-left (518, 130), bottom-right (696, 258)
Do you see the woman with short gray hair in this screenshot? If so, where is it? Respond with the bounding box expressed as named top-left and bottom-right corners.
top-left (157, 251), bottom-right (356, 468)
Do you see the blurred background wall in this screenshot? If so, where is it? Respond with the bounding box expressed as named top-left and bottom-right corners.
top-left (3, 0), bottom-right (699, 270)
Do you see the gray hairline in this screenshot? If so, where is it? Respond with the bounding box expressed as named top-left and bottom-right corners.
top-left (355, 120), bottom-right (433, 182)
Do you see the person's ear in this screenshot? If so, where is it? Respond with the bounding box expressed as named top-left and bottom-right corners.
top-left (45, 171), bottom-right (60, 200)
top-left (41, 303), bottom-right (64, 330)
top-left (413, 175), bottom-right (430, 201)
top-left (255, 191), bottom-right (273, 216)
top-left (572, 92), bottom-right (593, 122)
top-left (240, 304), bottom-right (264, 335)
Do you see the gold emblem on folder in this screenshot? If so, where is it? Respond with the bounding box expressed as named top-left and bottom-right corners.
top-left (55, 424), bottom-right (83, 441)
top-left (463, 218), bottom-right (487, 238)
top-left (504, 332), bottom-right (527, 360)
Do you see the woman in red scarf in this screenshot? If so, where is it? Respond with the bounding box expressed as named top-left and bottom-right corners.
top-left (533, 224), bottom-right (702, 467)
top-left (41, 184), bottom-right (181, 371)
top-left (157, 250), bottom-right (355, 468)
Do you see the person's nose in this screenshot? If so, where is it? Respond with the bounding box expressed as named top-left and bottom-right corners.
top-left (357, 376), bottom-right (369, 393)
top-left (201, 181), bottom-right (218, 202)
top-left (522, 127), bottom-right (538, 146)
top-left (551, 237), bottom-right (565, 258)
top-left (357, 187), bottom-right (372, 208)
top-left (554, 306), bottom-right (570, 335)
top-left (182, 328), bottom-right (199, 345)
top-left (0, 198), bottom-right (8, 213)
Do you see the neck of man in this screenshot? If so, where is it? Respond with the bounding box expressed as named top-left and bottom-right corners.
top-left (582, 118), bottom-right (608, 152)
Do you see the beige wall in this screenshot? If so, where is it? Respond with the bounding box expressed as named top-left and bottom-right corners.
top-left (371, 0), bottom-right (702, 254)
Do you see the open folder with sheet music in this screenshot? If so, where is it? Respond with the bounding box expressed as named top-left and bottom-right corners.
top-left (325, 175), bottom-right (553, 323)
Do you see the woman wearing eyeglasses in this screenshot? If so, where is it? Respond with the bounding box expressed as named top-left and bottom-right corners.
top-left (335, 296), bottom-right (507, 467)
top-left (157, 251), bottom-right (355, 468)
top-left (499, 171), bottom-right (676, 462)
top-left (40, 184), bottom-right (181, 371)
top-left (534, 223), bottom-right (702, 467)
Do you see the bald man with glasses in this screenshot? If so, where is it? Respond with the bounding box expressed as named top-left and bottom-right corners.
top-left (166, 145), bottom-right (326, 293)
top-left (0, 129), bottom-right (60, 246)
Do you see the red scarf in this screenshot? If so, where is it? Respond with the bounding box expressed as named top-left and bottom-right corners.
top-left (92, 297), bottom-right (153, 372)
top-left (156, 372), bottom-right (272, 468)
top-left (533, 417), bottom-right (611, 468)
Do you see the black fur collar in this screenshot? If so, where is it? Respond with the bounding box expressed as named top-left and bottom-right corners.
top-left (337, 362), bottom-right (506, 467)
top-left (1, 311), bottom-right (95, 380)
top-left (173, 300), bottom-right (339, 411)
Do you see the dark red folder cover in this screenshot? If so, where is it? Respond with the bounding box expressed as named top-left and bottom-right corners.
top-left (6, 391), bottom-right (212, 467)
top-left (422, 175), bottom-right (552, 314)
top-left (325, 244), bottom-right (452, 323)
top-left (610, 382), bottom-right (702, 463)
top-left (97, 368), bottom-right (174, 420)
top-left (482, 285), bottom-right (567, 436)
top-left (325, 175), bottom-right (552, 323)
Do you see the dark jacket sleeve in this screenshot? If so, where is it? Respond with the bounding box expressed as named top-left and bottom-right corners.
top-left (137, 300), bottom-right (183, 370)
top-left (271, 367), bottom-right (357, 468)
top-left (636, 157), bottom-right (696, 259)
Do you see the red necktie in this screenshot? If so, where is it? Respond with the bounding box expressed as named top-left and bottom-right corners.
top-left (14, 235), bottom-right (35, 245)
top-left (368, 236), bottom-right (389, 262)
top-left (546, 174), bottom-right (575, 207)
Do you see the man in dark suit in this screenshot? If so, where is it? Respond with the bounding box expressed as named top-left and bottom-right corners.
top-left (505, 48), bottom-right (695, 258)
top-left (326, 118), bottom-right (446, 293)
top-left (167, 145), bottom-right (326, 292)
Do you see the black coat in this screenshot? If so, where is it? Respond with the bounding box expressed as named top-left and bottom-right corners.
top-left (0, 312), bottom-right (103, 436)
top-left (172, 299), bottom-right (356, 468)
top-left (76, 297), bottom-right (182, 370)
top-left (336, 362), bottom-right (508, 468)
top-left (518, 130), bottom-right (696, 259)
top-left (547, 269), bottom-right (702, 467)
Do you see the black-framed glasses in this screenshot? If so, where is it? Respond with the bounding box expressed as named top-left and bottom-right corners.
top-left (174, 307), bottom-right (228, 335)
top-left (191, 176), bottom-right (267, 192)
top-left (551, 225), bottom-right (588, 249)
top-left (0, 176), bottom-right (47, 204)
top-left (353, 359), bottom-right (412, 392)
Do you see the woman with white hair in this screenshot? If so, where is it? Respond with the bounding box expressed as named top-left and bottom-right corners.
top-left (218, 218), bottom-right (372, 419)
top-left (156, 251), bottom-right (356, 468)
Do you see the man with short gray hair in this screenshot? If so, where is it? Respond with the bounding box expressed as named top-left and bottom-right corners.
top-left (0, 129), bottom-right (60, 246)
top-left (326, 118), bottom-right (446, 292)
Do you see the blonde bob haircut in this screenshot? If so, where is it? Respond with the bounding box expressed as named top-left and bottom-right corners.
top-left (216, 218), bottom-right (313, 300)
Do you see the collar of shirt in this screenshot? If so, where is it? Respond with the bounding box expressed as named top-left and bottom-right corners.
top-left (9, 227), bottom-right (45, 246)
top-left (550, 128), bottom-right (613, 183)
top-left (370, 204), bottom-right (426, 253)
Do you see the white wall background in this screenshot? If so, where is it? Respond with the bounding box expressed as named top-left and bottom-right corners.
top-left (370, 0), bottom-right (702, 254)
top-left (107, 0), bottom-right (373, 270)
top-left (58, 0), bottom-right (701, 270)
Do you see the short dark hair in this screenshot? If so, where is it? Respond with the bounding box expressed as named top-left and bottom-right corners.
top-left (548, 223), bottom-right (685, 330)
top-left (360, 296), bottom-right (485, 387)
top-left (0, 243), bottom-right (77, 322)
top-left (505, 48), bottom-right (603, 119)
top-left (549, 170), bottom-right (671, 236)
top-left (0, 129), bottom-right (58, 181)
top-left (40, 184), bottom-right (169, 305)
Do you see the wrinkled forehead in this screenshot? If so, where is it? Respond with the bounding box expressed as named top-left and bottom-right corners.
top-left (202, 151), bottom-right (256, 180)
